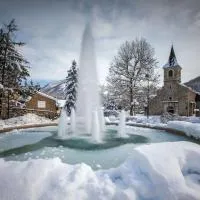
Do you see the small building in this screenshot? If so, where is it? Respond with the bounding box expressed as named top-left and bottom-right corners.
top-left (26, 91), bottom-right (58, 118)
top-left (149, 46), bottom-right (200, 116)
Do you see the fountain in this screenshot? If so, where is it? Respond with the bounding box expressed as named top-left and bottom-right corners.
top-left (118, 110), bottom-right (127, 138)
top-left (58, 22), bottom-right (129, 142)
top-left (76, 22), bottom-right (101, 137)
top-left (70, 108), bottom-right (76, 134)
top-left (91, 110), bottom-right (101, 142)
top-left (57, 21), bottom-right (102, 142)
top-left (58, 109), bottom-right (68, 137)
top-left (98, 108), bottom-right (105, 133)
top-left (0, 19), bottom-right (197, 172)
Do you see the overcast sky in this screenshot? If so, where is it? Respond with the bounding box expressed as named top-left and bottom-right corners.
top-left (0, 0), bottom-right (200, 85)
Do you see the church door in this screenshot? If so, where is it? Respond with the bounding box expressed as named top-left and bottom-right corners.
top-left (167, 106), bottom-right (174, 114)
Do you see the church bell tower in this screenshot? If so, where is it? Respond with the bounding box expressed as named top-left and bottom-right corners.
top-left (163, 45), bottom-right (182, 85)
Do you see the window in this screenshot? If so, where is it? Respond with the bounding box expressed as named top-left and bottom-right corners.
top-left (168, 70), bottom-right (173, 77)
top-left (37, 101), bottom-right (46, 108)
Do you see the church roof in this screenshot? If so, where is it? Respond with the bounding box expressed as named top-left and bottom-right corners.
top-left (180, 83), bottom-right (200, 95)
top-left (163, 45), bottom-right (181, 69)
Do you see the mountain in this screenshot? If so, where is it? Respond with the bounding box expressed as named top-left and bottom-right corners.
top-left (184, 76), bottom-right (200, 93)
top-left (41, 79), bottom-right (66, 100)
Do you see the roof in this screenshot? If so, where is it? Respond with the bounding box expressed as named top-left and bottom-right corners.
top-left (184, 76), bottom-right (200, 93)
top-left (57, 100), bottom-right (66, 108)
top-left (163, 45), bottom-right (181, 69)
top-left (36, 91), bottom-right (57, 101)
top-left (180, 83), bottom-right (200, 95)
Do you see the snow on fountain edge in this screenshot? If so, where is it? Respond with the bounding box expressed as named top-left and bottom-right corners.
top-left (0, 141), bottom-right (200, 200)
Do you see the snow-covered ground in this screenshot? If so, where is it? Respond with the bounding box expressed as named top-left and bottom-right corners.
top-left (167, 121), bottom-right (200, 139)
top-left (0, 141), bottom-right (199, 200)
top-left (105, 115), bottom-right (162, 125)
top-left (0, 113), bottom-right (56, 129)
top-left (106, 115), bottom-right (200, 140)
top-left (1, 113), bottom-right (200, 140)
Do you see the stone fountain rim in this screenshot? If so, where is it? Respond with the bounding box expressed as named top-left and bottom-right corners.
top-left (0, 121), bottom-right (187, 138)
top-left (1, 121), bottom-right (199, 143)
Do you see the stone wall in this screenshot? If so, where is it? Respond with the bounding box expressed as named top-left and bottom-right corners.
top-left (149, 82), bottom-right (197, 116)
top-left (164, 67), bottom-right (181, 83)
top-left (26, 93), bottom-right (57, 113)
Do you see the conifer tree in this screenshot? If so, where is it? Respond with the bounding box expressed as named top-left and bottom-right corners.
top-left (65, 60), bottom-right (78, 115)
top-left (0, 19), bottom-right (30, 118)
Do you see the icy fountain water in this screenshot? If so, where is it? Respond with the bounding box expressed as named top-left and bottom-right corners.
top-left (91, 110), bottom-right (101, 142)
top-left (58, 22), bottom-right (102, 142)
top-left (58, 109), bottom-right (68, 137)
top-left (76, 22), bottom-right (101, 139)
top-left (118, 110), bottom-right (127, 138)
top-left (70, 108), bottom-right (76, 134)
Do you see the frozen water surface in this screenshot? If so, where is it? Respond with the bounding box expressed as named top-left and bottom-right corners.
top-left (0, 125), bottom-right (196, 170)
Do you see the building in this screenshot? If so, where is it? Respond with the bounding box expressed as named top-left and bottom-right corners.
top-left (149, 46), bottom-right (200, 116)
top-left (25, 91), bottom-right (58, 118)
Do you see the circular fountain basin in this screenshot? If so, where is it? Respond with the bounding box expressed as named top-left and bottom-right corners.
top-left (0, 125), bottom-right (197, 170)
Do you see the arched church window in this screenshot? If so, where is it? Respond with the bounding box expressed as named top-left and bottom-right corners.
top-left (168, 70), bottom-right (173, 77)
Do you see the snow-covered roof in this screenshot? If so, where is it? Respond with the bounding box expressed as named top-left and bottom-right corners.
top-left (163, 45), bottom-right (181, 69)
top-left (163, 59), bottom-right (180, 68)
top-left (36, 91), bottom-right (57, 101)
top-left (57, 100), bottom-right (66, 108)
top-left (180, 83), bottom-right (200, 95)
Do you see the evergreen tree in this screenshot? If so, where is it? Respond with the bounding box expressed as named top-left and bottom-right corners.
top-left (0, 19), bottom-right (29, 88)
top-left (20, 80), bottom-right (41, 100)
top-left (65, 60), bottom-right (78, 115)
top-left (0, 19), bottom-right (30, 118)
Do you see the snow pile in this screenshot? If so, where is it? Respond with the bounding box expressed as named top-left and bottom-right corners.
top-left (0, 141), bottom-right (200, 200)
top-left (179, 116), bottom-right (200, 123)
top-left (126, 115), bottom-right (162, 125)
top-left (0, 113), bottom-right (55, 129)
top-left (167, 121), bottom-right (200, 139)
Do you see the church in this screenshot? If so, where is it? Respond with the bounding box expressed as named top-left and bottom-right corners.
top-left (149, 46), bottom-right (200, 116)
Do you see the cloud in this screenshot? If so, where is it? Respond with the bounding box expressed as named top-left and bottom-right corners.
top-left (0, 0), bottom-right (200, 84)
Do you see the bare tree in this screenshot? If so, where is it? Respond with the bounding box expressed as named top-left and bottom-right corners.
top-left (107, 38), bottom-right (159, 116)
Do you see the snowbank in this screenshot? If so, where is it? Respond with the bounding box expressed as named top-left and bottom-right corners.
top-left (0, 141), bottom-right (200, 200)
top-left (167, 121), bottom-right (200, 139)
top-left (0, 113), bottom-right (56, 129)
top-left (127, 115), bottom-right (161, 124)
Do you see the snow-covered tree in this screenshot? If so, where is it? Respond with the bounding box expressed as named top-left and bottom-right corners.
top-left (107, 38), bottom-right (159, 116)
top-left (0, 19), bottom-right (30, 118)
top-left (100, 84), bottom-right (118, 110)
top-left (65, 60), bottom-right (78, 115)
top-left (20, 80), bottom-right (40, 100)
top-left (0, 19), bottom-right (29, 88)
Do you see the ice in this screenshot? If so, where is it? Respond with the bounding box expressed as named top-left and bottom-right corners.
top-left (76, 22), bottom-right (101, 134)
top-left (0, 141), bottom-right (200, 200)
top-left (70, 108), bottom-right (76, 134)
top-left (57, 109), bottom-right (68, 137)
top-left (118, 110), bottom-right (127, 138)
top-left (91, 110), bottom-right (101, 143)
